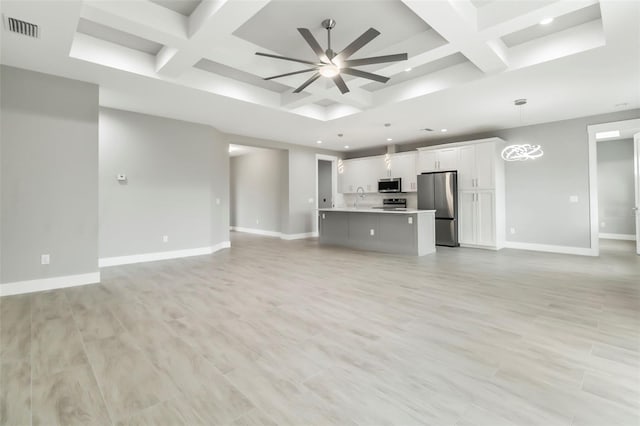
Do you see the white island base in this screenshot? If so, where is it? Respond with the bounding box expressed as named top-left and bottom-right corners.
top-left (318, 208), bottom-right (436, 256)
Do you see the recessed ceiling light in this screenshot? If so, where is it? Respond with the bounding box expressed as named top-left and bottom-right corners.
top-left (441, 129), bottom-right (448, 133)
top-left (405, 68), bottom-right (412, 72)
top-left (344, 145), bottom-right (350, 149)
top-left (595, 130), bottom-right (620, 139)
top-left (316, 140), bottom-right (322, 144)
top-left (387, 138), bottom-right (393, 142)
top-left (539, 17), bottom-right (553, 25)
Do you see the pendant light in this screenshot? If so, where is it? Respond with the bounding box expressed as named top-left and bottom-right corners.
top-left (501, 99), bottom-right (544, 161)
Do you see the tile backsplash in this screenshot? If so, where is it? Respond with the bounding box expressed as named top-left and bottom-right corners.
top-left (341, 192), bottom-right (418, 209)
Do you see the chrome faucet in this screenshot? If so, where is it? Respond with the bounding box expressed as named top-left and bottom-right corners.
top-left (354, 186), bottom-right (365, 208)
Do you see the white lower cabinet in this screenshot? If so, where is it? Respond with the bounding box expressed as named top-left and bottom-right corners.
top-left (459, 190), bottom-right (496, 248)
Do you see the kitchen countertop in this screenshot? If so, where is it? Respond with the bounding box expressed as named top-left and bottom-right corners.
top-left (318, 207), bottom-right (435, 214)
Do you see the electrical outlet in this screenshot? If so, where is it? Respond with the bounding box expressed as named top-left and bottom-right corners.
top-left (569, 195), bottom-right (579, 203)
top-left (308, 198), bottom-right (314, 204)
top-left (408, 217), bottom-right (413, 224)
top-left (600, 222), bottom-right (606, 228)
top-left (41, 254), bottom-right (50, 265)
top-left (370, 229), bottom-right (375, 236)
top-left (162, 235), bottom-right (169, 243)
top-left (510, 227), bottom-right (516, 235)
top-left (256, 219), bottom-right (260, 225)
top-left (215, 198), bottom-right (221, 205)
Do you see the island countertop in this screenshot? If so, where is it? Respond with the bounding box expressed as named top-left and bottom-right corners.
top-left (318, 208), bottom-right (435, 215)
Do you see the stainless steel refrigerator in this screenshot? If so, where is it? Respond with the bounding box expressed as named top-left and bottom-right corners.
top-left (417, 171), bottom-right (459, 247)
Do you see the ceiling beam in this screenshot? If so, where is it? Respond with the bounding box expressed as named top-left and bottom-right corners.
top-left (401, 0), bottom-right (509, 74)
top-left (155, 0), bottom-right (270, 77)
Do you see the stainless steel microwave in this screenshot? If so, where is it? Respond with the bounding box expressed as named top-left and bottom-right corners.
top-left (378, 178), bottom-right (402, 193)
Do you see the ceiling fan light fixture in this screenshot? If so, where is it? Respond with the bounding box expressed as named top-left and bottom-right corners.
top-left (319, 64), bottom-right (340, 78)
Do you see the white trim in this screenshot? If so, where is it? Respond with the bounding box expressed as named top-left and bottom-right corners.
top-left (0, 272), bottom-right (101, 297)
top-left (504, 241), bottom-right (596, 256)
top-left (599, 233), bottom-right (636, 241)
top-left (315, 154), bottom-right (340, 235)
top-left (230, 226), bottom-right (281, 238)
top-left (587, 118), bottom-right (640, 257)
top-left (231, 227), bottom-right (317, 240)
top-left (281, 232), bottom-right (318, 240)
top-left (98, 242), bottom-right (230, 267)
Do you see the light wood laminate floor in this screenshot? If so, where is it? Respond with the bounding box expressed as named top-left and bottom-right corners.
top-left (1, 234), bottom-right (639, 425)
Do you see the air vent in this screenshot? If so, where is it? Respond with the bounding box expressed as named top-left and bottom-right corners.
top-left (4, 16), bottom-right (39, 38)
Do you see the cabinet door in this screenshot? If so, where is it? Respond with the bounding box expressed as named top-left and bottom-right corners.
top-left (438, 148), bottom-right (459, 171)
top-left (476, 191), bottom-right (495, 246)
top-left (458, 146), bottom-right (476, 190)
top-left (458, 192), bottom-right (476, 245)
top-left (474, 143), bottom-right (495, 189)
top-left (418, 151), bottom-right (437, 173)
top-left (391, 153), bottom-right (418, 192)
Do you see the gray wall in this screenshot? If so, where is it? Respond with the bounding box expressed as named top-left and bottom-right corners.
top-left (230, 149), bottom-right (287, 232)
top-left (225, 133), bottom-right (340, 237)
top-left (318, 160), bottom-right (332, 208)
top-left (99, 107), bottom-right (229, 258)
top-left (597, 138), bottom-right (635, 236)
top-left (348, 109), bottom-right (640, 249)
top-left (1, 66), bottom-right (99, 283)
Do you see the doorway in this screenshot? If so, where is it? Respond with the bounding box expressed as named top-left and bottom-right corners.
top-left (314, 154), bottom-right (340, 235)
top-left (318, 160), bottom-right (333, 209)
top-left (587, 118), bottom-right (640, 256)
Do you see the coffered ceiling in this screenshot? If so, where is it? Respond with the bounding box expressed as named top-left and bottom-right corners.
top-left (1, 0), bottom-right (638, 151)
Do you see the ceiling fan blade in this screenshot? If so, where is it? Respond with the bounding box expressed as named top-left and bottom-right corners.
top-left (298, 28), bottom-right (326, 60)
top-left (335, 28), bottom-right (380, 61)
top-left (332, 74), bottom-right (350, 94)
top-left (255, 52), bottom-right (319, 66)
top-left (341, 67), bottom-right (390, 83)
top-left (264, 68), bottom-right (318, 80)
top-left (342, 53), bottom-right (408, 67)
top-left (293, 72), bottom-right (321, 93)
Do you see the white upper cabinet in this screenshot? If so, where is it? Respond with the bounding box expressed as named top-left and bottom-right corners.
top-left (417, 147), bottom-right (459, 173)
top-left (389, 152), bottom-right (418, 192)
top-left (458, 142), bottom-right (496, 190)
top-left (339, 156), bottom-right (386, 193)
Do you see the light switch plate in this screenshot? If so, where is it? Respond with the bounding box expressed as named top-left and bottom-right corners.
top-left (370, 229), bottom-right (375, 236)
top-left (569, 195), bottom-right (579, 203)
top-left (162, 235), bottom-right (169, 243)
top-left (215, 198), bottom-right (221, 205)
top-left (408, 217), bottom-right (413, 224)
top-left (41, 254), bottom-right (50, 265)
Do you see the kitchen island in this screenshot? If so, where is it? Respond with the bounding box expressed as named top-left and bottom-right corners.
top-left (318, 208), bottom-right (436, 256)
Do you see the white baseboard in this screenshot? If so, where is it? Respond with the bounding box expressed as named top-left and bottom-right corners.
top-left (504, 241), bottom-right (596, 256)
top-left (0, 272), bottom-right (101, 297)
top-left (599, 233), bottom-right (636, 241)
top-left (281, 232), bottom-right (318, 240)
top-left (231, 227), bottom-right (318, 240)
top-left (99, 242), bottom-right (230, 267)
top-left (230, 226), bottom-right (281, 238)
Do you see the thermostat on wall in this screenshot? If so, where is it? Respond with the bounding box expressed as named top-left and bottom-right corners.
top-left (117, 174), bottom-right (127, 182)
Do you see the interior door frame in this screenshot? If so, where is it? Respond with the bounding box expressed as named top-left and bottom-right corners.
top-left (315, 154), bottom-right (340, 235)
top-left (587, 118), bottom-right (640, 256)
top-left (635, 133), bottom-right (640, 254)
